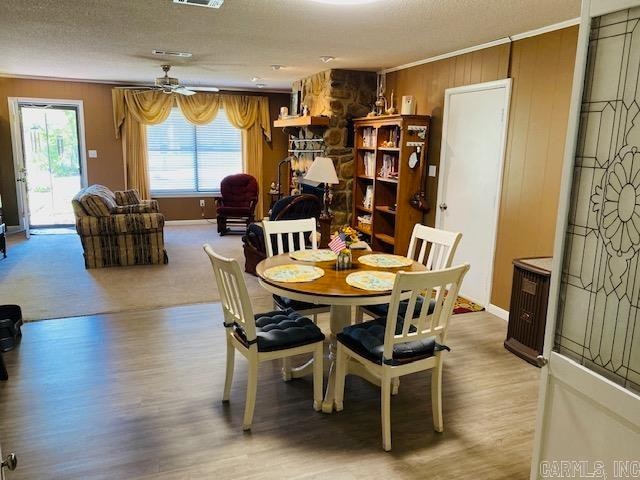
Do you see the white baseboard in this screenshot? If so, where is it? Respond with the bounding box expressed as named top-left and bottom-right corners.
top-left (165, 219), bottom-right (215, 226)
top-left (486, 303), bottom-right (509, 321)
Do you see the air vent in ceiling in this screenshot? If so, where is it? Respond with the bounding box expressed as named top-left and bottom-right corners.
top-left (152, 50), bottom-right (193, 58)
top-left (172, 0), bottom-right (224, 8)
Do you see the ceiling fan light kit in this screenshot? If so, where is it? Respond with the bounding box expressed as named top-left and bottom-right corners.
top-left (119, 65), bottom-right (219, 95)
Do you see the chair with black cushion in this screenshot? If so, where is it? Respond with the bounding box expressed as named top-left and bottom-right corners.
top-left (356, 224), bottom-right (462, 322)
top-left (216, 174), bottom-right (259, 235)
top-left (262, 218), bottom-right (331, 380)
top-left (203, 244), bottom-right (325, 431)
top-left (242, 194), bottom-right (322, 275)
top-left (262, 218), bottom-right (331, 319)
top-left (335, 263), bottom-right (469, 451)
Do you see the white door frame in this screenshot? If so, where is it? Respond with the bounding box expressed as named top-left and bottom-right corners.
top-left (7, 97), bottom-right (89, 232)
top-left (435, 79), bottom-right (512, 307)
top-left (530, 0), bottom-right (640, 477)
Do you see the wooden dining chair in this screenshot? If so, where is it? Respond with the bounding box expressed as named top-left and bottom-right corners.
top-left (356, 224), bottom-right (462, 322)
top-left (262, 218), bottom-right (331, 321)
top-left (203, 244), bottom-right (325, 431)
top-left (262, 218), bottom-right (331, 380)
top-left (334, 263), bottom-right (469, 451)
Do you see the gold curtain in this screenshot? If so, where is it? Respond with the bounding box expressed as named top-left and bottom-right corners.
top-left (175, 94), bottom-right (221, 125)
top-left (112, 90), bottom-right (174, 198)
top-left (221, 95), bottom-right (271, 216)
top-left (112, 90), bottom-right (270, 210)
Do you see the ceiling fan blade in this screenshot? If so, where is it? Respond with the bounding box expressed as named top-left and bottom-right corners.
top-left (173, 86), bottom-right (197, 96)
top-left (188, 86), bottom-right (220, 92)
top-left (113, 85), bottom-right (155, 90)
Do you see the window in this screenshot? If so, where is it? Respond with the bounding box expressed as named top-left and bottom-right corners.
top-left (147, 108), bottom-right (242, 195)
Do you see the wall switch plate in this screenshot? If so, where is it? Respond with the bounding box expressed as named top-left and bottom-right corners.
top-left (428, 165), bottom-right (437, 177)
top-left (199, 199), bottom-right (206, 207)
top-left (88, 150), bottom-right (98, 158)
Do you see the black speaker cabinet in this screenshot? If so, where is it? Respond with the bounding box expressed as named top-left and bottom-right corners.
top-left (504, 257), bottom-right (552, 367)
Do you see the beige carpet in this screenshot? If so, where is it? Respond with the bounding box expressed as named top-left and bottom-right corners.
top-left (0, 225), bottom-right (273, 321)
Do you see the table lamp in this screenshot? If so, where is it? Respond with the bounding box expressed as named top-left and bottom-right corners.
top-left (304, 156), bottom-right (339, 219)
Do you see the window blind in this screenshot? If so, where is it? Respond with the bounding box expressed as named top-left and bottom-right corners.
top-left (147, 108), bottom-right (242, 194)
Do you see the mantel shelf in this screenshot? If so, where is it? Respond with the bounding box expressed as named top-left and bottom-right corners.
top-left (274, 116), bottom-right (330, 128)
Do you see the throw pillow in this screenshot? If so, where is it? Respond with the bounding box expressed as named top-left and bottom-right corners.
top-left (115, 189), bottom-right (141, 206)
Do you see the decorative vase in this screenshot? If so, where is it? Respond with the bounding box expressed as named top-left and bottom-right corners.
top-left (336, 249), bottom-right (352, 270)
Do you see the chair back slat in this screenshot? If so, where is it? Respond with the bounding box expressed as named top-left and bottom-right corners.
top-left (407, 224), bottom-right (462, 271)
top-left (263, 218), bottom-right (318, 257)
top-left (400, 290), bottom-right (420, 337)
top-left (203, 244), bottom-right (257, 342)
top-left (383, 264), bottom-right (470, 362)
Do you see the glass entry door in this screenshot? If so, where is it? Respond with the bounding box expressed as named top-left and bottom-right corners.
top-left (18, 103), bottom-right (84, 227)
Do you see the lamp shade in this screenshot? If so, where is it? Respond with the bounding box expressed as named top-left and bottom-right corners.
top-left (304, 157), bottom-right (339, 185)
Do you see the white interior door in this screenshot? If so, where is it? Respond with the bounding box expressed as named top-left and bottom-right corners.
top-left (530, 1), bottom-right (640, 478)
top-left (436, 79), bottom-right (511, 306)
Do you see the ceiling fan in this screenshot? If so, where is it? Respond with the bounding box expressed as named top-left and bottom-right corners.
top-left (119, 64), bottom-right (220, 95)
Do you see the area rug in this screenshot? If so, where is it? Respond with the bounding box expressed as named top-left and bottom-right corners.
top-left (0, 225), bottom-right (273, 321)
top-left (0, 227), bottom-right (486, 321)
top-left (454, 296), bottom-right (485, 314)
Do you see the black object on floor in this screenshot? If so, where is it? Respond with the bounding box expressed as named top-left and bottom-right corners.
top-left (0, 305), bottom-right (23, 352)
top-left (0, 352), bottom-right (7, 381)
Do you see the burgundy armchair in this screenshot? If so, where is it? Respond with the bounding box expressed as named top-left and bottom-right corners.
top-left (215, 174), bottom-right (259, 235)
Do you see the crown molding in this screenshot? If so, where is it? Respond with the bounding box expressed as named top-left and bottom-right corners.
top-left (0, 73), bottom-right (289, 94)
top-left (380, 17), bottom-right (580, 74)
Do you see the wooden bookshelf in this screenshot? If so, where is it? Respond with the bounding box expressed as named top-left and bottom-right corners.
top-left (351, 114), bottom-right (430, 254)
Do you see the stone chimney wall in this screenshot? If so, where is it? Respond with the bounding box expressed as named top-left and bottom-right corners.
top-left (293, 69), bottom-right (376, 226)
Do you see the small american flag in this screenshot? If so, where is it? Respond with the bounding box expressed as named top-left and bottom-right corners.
top-left (328, 233), bottom-right (347, 253)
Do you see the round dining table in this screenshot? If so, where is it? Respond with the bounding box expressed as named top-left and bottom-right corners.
top-left (256, 249), bottom-right (426, 413)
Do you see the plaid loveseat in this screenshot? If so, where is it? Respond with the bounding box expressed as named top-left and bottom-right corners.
top-left (72, 185), bottom-right (168, 268)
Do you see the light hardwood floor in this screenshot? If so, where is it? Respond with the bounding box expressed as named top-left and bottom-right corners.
top-left (0, 304), bottom-right (539, 479)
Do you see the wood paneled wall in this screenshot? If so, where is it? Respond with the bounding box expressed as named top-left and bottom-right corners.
top-left (385, 26), bottom-right (578, 311)
top-left (386, 44), bottom-right (511, 226)
top-left (491, 26), bottom-right (578, 309)
top-left (0, 77), bottom-right (288, 223)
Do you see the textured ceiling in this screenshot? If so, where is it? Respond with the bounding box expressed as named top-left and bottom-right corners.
top-left (0, 0), bottom-right (580, 91)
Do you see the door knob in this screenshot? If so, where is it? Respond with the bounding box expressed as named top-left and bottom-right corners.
top-left (1, 452), bottom-right (17, 471)
top-left (535, 355), bottom-right (548, 367)
top-left (439, 203), bottom-right (447, 211)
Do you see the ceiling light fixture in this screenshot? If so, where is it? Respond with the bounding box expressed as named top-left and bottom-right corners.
top-left (152, 50), bottom-right (193, 58)
top-left (271, 64), bottom-right (283, 71)
top-left (172, 0), bottom-right (224, 8)
top-left (320, 56), bottom-right (335, 63)
top-left (256, 83), bottom-right (267, 89)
